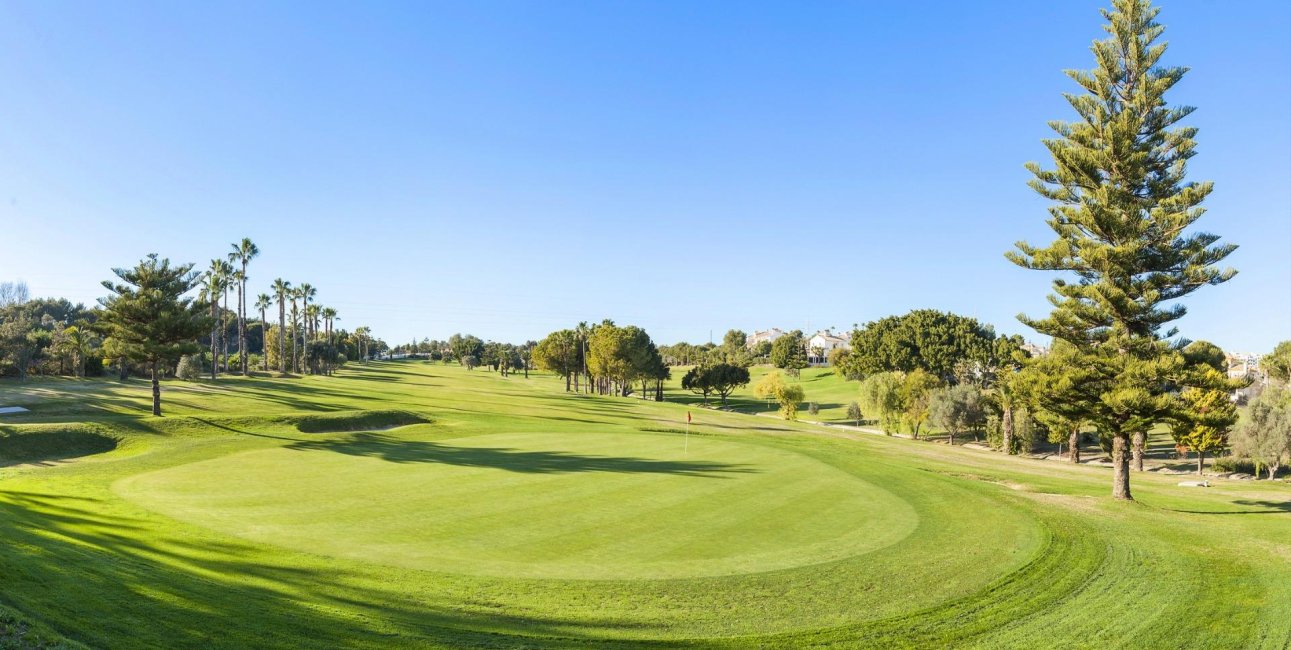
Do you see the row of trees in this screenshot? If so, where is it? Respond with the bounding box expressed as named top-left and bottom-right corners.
top-left (532, 321), bottom-right (670, 399)
top-left (1, 241), bottom-right (384, 415)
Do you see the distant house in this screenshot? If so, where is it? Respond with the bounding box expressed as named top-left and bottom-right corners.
top-left (746, 328), bottom-right (785, 349)
top-left (1226, 352), bottom-right (1267, 382)
top-left (807, 330), bottom-right (850, 365)
top-left (1021, 342), bottom-right (1049, 357)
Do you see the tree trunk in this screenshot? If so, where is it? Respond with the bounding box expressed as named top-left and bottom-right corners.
top-left (151, 360), bottom-right (162, 416)
top-left (261, 308), bottom-right (269, 371)
top-left (1069, 430), bottom-right (1080, 463)
top-left (237, 282), bottom-right (246, 375)
top-left (222, 290), bottom-right (229, 372)
top-left (118, 357), bottom-right (129, 381)
top-left (1197, 451), bottom-right (1205, 475)
top-left (1132, 431), bottom-right (1146, 472)
top-left (1269, 464), bottom-right (1280, 481)
top-left (1112, 432), bottom-right (1132, 500)
top-left (278, 303), bottom-right (286, 373)
top-left (565, 374), bottom-right (570, 392)
top-left (1001, 404), bottom-right (1014, 454)
top-left (210, 301), bottom-right (219, 380)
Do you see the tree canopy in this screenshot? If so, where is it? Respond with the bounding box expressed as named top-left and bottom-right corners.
top-left (97, 254), bottom-right (211, 416)
top-left (841, 310), bottom-right (996, 383)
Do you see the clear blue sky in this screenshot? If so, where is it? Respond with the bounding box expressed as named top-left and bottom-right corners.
top-left (1, 1), bottom-right (1287, 352)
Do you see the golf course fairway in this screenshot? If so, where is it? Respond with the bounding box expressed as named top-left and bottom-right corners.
top-left (0, 361), bottom-right (1288, 648)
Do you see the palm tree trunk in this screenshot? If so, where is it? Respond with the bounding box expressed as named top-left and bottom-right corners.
top-left (260, 306), bottom-right (269, 371)
top-left (210, 299), bottom-right (219, 380)
top-left (278, 300), bottom-right (286, 373)
top-left (237, 278), bottom-right (245, 375)
top-left (221, 289), bottom-right (229, 372)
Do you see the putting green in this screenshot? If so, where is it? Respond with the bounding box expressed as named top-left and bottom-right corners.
top-left (115, 430), bottom-right (917, 579)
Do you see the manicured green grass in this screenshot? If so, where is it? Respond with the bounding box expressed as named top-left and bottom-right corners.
top-left (0, 361), bottom-right (1288, 648)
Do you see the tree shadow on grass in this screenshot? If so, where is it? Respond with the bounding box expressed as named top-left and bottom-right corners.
top-left (285, 432), bottom-right (756, 478)
top-left (1166, 499), bottom-right (1291, 515)
top-left (0, 490), bottom-right (687, 649)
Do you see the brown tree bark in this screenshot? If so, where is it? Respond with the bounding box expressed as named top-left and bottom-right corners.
top-left (1132, 431), bottom-right (1146, 471)
top-left (150, 360), bottom-right (162, 416)
top-left (1001, 405), bottom-right (1014, 454)
top-left (1112, 432), bottom-right (1132, 500)
top-left (1069, 430), bottom-right (1081, 463)
top-left (1197, 451), bottom-right (1206, 475)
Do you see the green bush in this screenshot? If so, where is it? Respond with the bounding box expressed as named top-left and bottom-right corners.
top-left (1211, 456), bottom-right (1272, 476)
top-left (176, 355), bottom-right (203, 381)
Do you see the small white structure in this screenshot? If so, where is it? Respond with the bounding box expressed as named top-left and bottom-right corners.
top-left (746, 328), bottom-right (785, 349)
top-left (1021, 342), bottom-right (1049, 357)
top-left (807, 330), bottom-right (850, 365)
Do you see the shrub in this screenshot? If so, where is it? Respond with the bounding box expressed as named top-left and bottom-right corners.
top-left (176, 355), bottom-right (203, 381)
top-left (1211, 456), bottom-right (1258, 475)
top-left (807, 402), bottom-right (820, 416)
top-left (846, 401), bottom-right (863, 426)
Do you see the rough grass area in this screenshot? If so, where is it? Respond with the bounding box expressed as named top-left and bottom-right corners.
top-left (0, 606), bottom-right (84, 650)
top-left (0, 424), bottom-right (118, 466)
top-left (0, 360), bottom-right (1287, 649)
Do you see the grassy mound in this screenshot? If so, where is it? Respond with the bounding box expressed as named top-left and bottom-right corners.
top-left (292, 410), bottom-right (428, 433)
top-left (0, 424), bottom-right (118, 466)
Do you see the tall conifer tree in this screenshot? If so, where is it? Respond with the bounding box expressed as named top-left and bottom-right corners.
top-left (1008, 0), bottom-right (1236, 499)
top-left (98, 255), bottom-right (211, 416)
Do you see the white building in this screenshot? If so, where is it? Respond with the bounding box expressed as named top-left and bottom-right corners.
top-left (746, 328), bottom-right (785, 349)
top-left (807, 330), bottom-right (850, 365)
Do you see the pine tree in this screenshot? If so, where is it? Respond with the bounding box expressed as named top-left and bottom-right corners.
top-left (98, 255), bottom-right (212, 416)
top-left (1007, 0), bottom-right (1236, 499)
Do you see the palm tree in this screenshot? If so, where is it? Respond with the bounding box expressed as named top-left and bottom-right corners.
top-left (222, 266), bottom-right (237, 372)
top-left (228, 238), bottom-right (260, 376)
top-left (59, 324), bottom-right (96, 378)
top-left (297, 282), bottom-right (316, 340)
top-left (289, 287), bottom-right (302, 374)
top-left (204, 260), bottom-right (231, 379)
top-left (354, 326), bottom-right (370, 362)
top-left (255, 293), bottom-right (272, 372)
top-left (321, 306), bottom-right (338, 374)
top-left (304, 303), bottom-right (320, 373)
top-left (271, 279), bottom-right (291, 374)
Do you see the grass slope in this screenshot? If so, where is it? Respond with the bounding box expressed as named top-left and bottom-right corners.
top-left (0, 361), bottom-right (1287, 649)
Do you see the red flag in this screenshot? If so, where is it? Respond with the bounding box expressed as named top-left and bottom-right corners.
top-left (687, 411), bottom-right (692, 423)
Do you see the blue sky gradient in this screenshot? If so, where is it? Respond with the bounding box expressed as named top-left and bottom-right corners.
top-left (1, 1), bottom-right (1287, 351)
